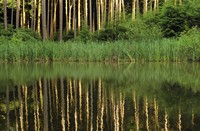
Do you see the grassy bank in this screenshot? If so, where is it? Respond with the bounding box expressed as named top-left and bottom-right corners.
top-left (0, 30), bottom-right (200, 62)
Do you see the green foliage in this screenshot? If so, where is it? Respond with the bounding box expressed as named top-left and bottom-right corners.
top-left (157, 2), bottom-right (200, 37)
top-left (95, 19), bottom-right (163, 42)
top-left (0, 23), bottom-right (41, 43)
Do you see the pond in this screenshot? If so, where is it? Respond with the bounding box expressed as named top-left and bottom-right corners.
top-left (0, 63), bottom-right (200, 130)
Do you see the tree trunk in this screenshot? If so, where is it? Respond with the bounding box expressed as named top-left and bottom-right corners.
top-left (66, 0), bottom-right (69, 31)
top-left (16, 0), bottom-right (20, 28)
top-left (84, 0), bottom-right (88, 26)
top-left (136, 0), bottom-right (140, 16)
top-left (59, 0), bottom-right (63, 41)
top-left (143, 0), bottom-right (148, 15)
top-left (97, 0), bottom-right (101, 31)
top-left (37, 0), bottom-right (41, 33)
top-left (154, 0), bottom-right (157, 13)
top-left (4, 0), bottom-right (7, 30)
top-left (50, 0), bottom-right (53, 39)
top-left (78, 0), bottom-right (80, 31)
top-left (22, 0), bottom-right (25, 28)
top-left (73, 0), bottom-right (77, 38)
top-left (34, 0), bottom-right (37, 30)
top-left (119, 0), bottom-right (122, 19)
top-left (89, 0), bottom-right (92, 33)
top-left (11, 0), bottom-right (14, 25)
top-left (132, 0), bottom-right (136, 20)
top-left (47, 0), bottom-right (50, 38)
top-left (53, 0), bottom-right (58, 35)
top-left (42, 0), bottom-right (47, 40)
top-left (69, 1), bottom-right (72, 30)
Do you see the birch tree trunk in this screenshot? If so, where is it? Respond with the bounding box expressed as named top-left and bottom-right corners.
top-left (37, 0), bottom-right (41, 33)
top-left (132, 0), bottom-right (136, 20)
top-left (143, 0), bottom-right (148, 15)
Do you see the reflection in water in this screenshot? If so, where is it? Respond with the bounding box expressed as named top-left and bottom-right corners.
top-left (1, 78), bottom-right (200, 130)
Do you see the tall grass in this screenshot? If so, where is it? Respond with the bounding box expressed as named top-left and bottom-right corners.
top-left (0, 28), bottom-right (199, 62)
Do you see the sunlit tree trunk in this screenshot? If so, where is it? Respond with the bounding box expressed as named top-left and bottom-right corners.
top-left (103, 0), bottom-right (107, 27)
top-left (78, 0), bottom-right (81, 31)
top-left (97, 0), bottom-right (101, 31)
top-left (16, 0), bottom-right (20, 28)
top-left (42, 0), bottom-right (47, 40)
top-left (179, 0), bottom-right (182, 5)
top-left (53, 0), bottom-right (58, 34)
top-left (109, 0), bottom-right (114, 23)
top-left (73, 0), bottom-right (77, 38)
top-left (150, 0), bottom-right (153, 12)
top-left (119, 0), bottom-right (122, 19)
top-left (154, 0), bottom-right (157, 13)
top-left (143, 0), bottom-right (148, 15)
top-left (4, 0), bottom-right (7, 30)
top-left (22, 0), bottom-right (25, 28)
top-left (174, 0), bottom-right (177, 5)
top-left (37, 0), bottom-right (41, 33)
top-left (84, 0), bottom-right (88, 26)
top-left (69, 1), bottom-right (72, 30)
top-left (132, 0), bottom-right (136, 20)
top-left (66, 0), bottom-right (69, 31)
top-left (11, 0), bottom-right (14, 25)
top-left (59, 0), bottom-right (63, 41)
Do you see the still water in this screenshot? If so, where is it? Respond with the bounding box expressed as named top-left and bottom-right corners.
top-left (0, 63), bottom-right (200, 130)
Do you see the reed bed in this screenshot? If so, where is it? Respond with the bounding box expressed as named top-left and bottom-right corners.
top-left (0, 35), bottom-right (199, 62)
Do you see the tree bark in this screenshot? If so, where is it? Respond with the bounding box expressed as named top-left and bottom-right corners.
top-left (132, 0), bottom-right (136, 20)
top-left (143, 0), bottom-right (148, 15)
top-left (16, 0), bottom-right (20, 28)
top-left (42, 0), bottom-right (47, 40)
top-left (37, 0), bottom-right (41, 33)
top-left (84, 0), bottom-right (88, 26)
top-left (89, 0), bottom-right (92, 33)
top-left (78, 0), bottom-right (80, 31)
top-left (59, 0), bottom-right (63, 41)
top-left (22, 0), bottom-right (25, 28)
top-left (11, 0), bottom-right (14, 25)
top-left (73, 0), bottom-right (77, 38)
top-left (97, 0), bottom-right (101, 31)
top-left (4, 0), bottom-right (7, 30)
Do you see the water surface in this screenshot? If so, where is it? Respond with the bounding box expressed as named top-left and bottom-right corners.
top-left (0, 63), bottom-right (200, 130)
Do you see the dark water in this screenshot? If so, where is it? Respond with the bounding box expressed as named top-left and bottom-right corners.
top-left (0, 63), bottom-right (200, 130)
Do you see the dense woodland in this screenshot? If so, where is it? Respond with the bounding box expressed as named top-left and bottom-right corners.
top-left (0, 0), bottom-right (200, 62)
top-left (1, 0), bottom-right (199, 40)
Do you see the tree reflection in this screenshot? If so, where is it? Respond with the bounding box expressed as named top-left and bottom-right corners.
top-left (0, 79), bottom-right (200, 130)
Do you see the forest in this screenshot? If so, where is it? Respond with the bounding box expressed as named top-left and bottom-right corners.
top-left (0, 0), bottom-right (200, 62)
